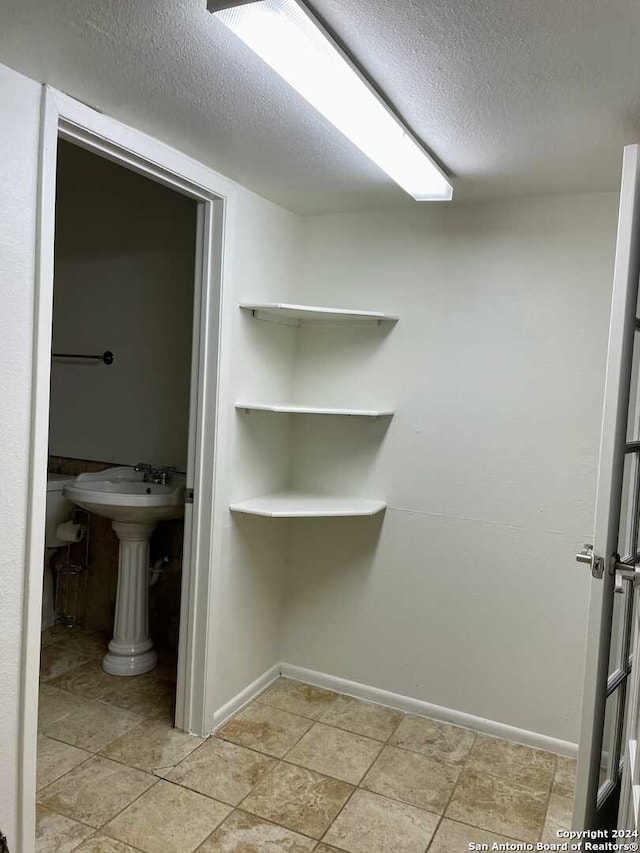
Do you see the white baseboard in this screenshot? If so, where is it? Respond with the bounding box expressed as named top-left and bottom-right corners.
top-left (280, 662), bottom-right (578, 759)
top-left (210, 663), bottom-right (281, 732)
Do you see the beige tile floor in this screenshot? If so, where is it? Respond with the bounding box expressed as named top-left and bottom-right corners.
top-left (37, 629), bottom-right (576, 852)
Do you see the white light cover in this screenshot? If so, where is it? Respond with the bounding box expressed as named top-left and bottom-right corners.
top-left (214, 0), bottom-right (452, 201)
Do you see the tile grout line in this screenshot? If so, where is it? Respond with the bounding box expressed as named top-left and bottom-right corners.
top-left (255, 692), bottom-right (420, 741)
top-left (39, 704), bottom-right (177, 757)
top-left (40, 705), bottom-right (214, 787)
top-left (42, 680), bottom-right (177, 721)
top-left (539, 752), bottom-right (559, 842)
top-left (303, 715), bottom-right (466, 849)
top-left (94, 773), bottom-right (165, 844)
top-left (223, 679), bottom-right (573, 762)
top-left (38, 763), bottom-right (163, 846)
top-left (102, 776), bottom-right (235, 853)
top-left (36, 750), bottom-right (98, 797)
top-left (37, 802), bottom-right (148, 853)
top-left (447, 735), bottom-right (561, 844)
top-left (223, 691), bottom-right (369, 847)
top-left (316, 778), bottom-right (360, 848)
top-left (430, 814), bottom-right (532, 846)
top-left (430, 737), bottom-right (562, 847)
top-left (422, 730), bottom-right (479, 852)
top-left (253, 689), bottom-right (566, 773)
top-left (221, 758), bottom-right (328, 846)
top-left (192, 804), bottom-right (322, 853)
top-left (40, 710), bottom-right (148, 751)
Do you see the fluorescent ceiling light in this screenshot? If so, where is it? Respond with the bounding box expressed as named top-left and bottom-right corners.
top-left (210, 0), bottom-right (453, 201)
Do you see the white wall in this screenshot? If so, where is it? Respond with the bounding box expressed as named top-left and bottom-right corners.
top-left (0, 64), bottom-right (42, 851)
top-left (49, 141), bottom-right (197, 469)
top-left (281, 193), bottom-right (619, 744)
top-left (208, 185), bottom-right (301, 713)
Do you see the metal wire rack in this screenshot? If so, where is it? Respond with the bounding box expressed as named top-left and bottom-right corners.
top-left (54, 508), bottom-right (90, 630)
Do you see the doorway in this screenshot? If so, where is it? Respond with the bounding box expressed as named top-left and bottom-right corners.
top-left (21, 86), bottom-right (230, 851)
top-left (40, 136), bottom-right (197, 717)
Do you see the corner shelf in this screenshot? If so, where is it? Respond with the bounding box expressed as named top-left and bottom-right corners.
top-left (240, 302), bottom-right (398, 327)
top-left (236, 402), bottom-right (393, 418)
top-left (233, 300), bottom-right (397, 521)
top-left (230, 492), bottom-right (387, 518)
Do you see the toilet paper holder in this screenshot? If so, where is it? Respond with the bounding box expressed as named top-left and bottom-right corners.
top-left (56, 520), bottom-right (87, 544)
top-left (54, 508), bottom-right (90, 630)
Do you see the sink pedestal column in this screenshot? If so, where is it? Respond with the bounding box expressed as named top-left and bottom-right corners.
top-left (102, 520), bottom-right (158, 676)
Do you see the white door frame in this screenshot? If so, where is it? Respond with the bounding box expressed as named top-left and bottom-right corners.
top-left (20, 85), bottom-right (235, 849)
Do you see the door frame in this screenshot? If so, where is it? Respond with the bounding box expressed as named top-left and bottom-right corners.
top-left (20, 85), bottom-right (235, 848)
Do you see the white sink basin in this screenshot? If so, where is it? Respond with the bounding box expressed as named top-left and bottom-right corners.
top-left (64, 467), bottom-right (185, 524)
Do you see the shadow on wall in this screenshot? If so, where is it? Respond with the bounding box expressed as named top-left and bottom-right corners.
top-left (229, 512), bottom-right (293, 568)
top-left (231, 511), bottom-right (385, 591)
top-left (291, 413), bottom-right (393, 495)
top-left (284, 514), bottom-right (385, 588)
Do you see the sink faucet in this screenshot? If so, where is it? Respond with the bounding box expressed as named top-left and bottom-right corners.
top-left (134, 464), bottom-right (176, 485)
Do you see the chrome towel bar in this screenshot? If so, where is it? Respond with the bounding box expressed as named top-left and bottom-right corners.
top-left (52, 350), bottom-right (114, 365)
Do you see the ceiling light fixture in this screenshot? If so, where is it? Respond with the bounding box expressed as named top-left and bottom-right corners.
top-left (207, 0), bottom-right (453, 201)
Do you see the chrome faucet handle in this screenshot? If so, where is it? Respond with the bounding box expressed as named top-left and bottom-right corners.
top-left (134, 464), bottom-right (175, 485)
top-left (159, 466), bottom-right (176, 485)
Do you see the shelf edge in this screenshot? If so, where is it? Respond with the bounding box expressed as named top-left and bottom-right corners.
top-left (235, 402), bottom-right (394, 418)
top-left (239, 302), bottom-right (398, 326)
top-left (229, 496), bottom-right (387, 518)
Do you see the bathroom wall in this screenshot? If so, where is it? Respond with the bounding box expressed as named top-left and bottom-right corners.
top-left (281, 192), bottom-right (619, 745)
top-left (49, 140), bottom-right (197, 470)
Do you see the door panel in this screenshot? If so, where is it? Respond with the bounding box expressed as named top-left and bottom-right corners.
top-left (619, 589), bottom-right (640, 830)
top-left (609, 586), bottom-right (631, 679)
top-left (625, 331), bottom-right (640, 442)
top-left (602, 688), bottom-right (621, 792)
top-left (574, 144), bottom-right (640, 828)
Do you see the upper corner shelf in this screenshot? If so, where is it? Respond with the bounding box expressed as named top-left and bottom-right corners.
top-left (240, 302), bottom-right (399, 327)
top-left (235, 402), bottom-right (393, 418)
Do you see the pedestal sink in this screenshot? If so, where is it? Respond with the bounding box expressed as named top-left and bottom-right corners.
top-left (63, 467), bottom-right (185, 676)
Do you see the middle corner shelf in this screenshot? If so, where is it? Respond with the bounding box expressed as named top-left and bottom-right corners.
top-left (230, 491), bottom-right (387, 518)
top-left (235, 401), bottom-right (394, 418)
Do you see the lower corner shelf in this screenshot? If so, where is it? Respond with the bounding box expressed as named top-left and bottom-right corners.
top-left (229, 491), bottom-right (387, 518)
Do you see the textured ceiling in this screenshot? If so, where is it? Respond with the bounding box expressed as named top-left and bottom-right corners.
top-left (0, 0), bottom-right (639, 213)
